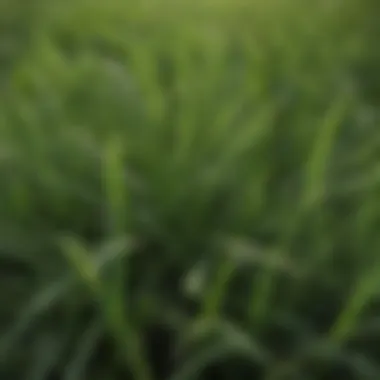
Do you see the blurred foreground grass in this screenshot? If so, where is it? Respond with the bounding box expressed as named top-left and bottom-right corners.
top-left (1, 0), bottom-right (380, 379)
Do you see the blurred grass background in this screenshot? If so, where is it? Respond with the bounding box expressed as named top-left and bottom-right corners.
top-left (1, 0), bottom-right (380, 379)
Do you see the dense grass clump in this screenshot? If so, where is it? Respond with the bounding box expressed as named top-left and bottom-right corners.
top-left (1, 1), bottom-right (380, 379)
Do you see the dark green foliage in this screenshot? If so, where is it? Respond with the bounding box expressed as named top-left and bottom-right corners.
top-left (1, 1), bottom-right (380, 379)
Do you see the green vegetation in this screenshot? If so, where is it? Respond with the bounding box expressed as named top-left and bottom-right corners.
top-left (1, 0), bottom-right (380, 379)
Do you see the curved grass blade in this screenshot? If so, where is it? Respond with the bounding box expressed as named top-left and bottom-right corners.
top-left (0, 275), bottom-right (72, 362)
top-left (329, 259), bottom-right (380, 343)
top-left (172, 319), bottom-right (270, 380)
top-left (61, 235), bottom-right (153, 380)
top-left (64, 319), bottom-right (103, 380)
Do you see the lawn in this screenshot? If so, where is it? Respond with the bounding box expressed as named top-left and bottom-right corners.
top-left (1, 0), bottom-right (380, 379)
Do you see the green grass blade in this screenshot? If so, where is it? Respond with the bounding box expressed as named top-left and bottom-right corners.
top-left (64, 319), bottom-right (103, 380)
top-left (61, 236), bottom-right (153, 380)
top-left (329, 260), bottom-right (380, 343)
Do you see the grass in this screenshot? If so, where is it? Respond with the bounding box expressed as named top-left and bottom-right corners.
top-left (1, 0), bottom-right (380, 379)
